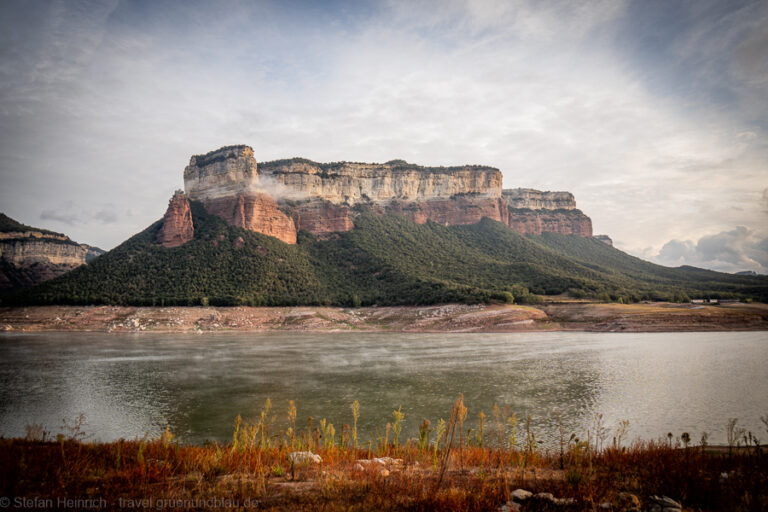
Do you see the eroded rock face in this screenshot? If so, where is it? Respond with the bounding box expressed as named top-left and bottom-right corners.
top-left (382, 197), bottom-right (508, 226)
top-left (290, 200), bottom-right (354, 237)
top-left (259, 159), bottom-right (503, 204)
top-left (0, 214), bottom-right (101, 290)
top-left (184, 145), bottom-right (259, 201)
top-left (506, 209), bottom-right (593, 236)
top-left (180, 145), bottom-right (596, 241)
top-left (203, 194), bottom-right (297, 244)
top-left (0, 237), bottom-right (86, 266)
top-left (503, 188), bottom-right (576, 210)
top-left (157, 191), bottom-right (194, 248)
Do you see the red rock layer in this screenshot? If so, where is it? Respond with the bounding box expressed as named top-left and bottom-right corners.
top-left (291, 200), bottom-right (354, 237)
top-left (157, 192), bottom-right (194, 248)
top-left (203, 194), bottom-right (297, 244)
top-left (506, 209), bottom-right (593, 236)
top-left (383, 197), bottom-right (508, 226)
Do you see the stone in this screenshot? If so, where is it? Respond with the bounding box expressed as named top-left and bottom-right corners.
top-left (288, 451), bottom-right (322, 465)
top-left (500, 501), bottom-right (522, 512)
top-left (511, 489), bottom-right (533, 502)
top-left (157, 191), bottom-right (194, 248)
top-left (616, 492), bottom-right (641, 511)
top-left (535, 492), bottom-right (555, 502)
top-left (356, 457), bottom-right (404, 468)
top-left (617, 493), bottom-right (641, 510)
top-left (646, 495), bottom-right (681, 512)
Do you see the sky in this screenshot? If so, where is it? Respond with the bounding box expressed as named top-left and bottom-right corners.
top-left (1, 0), bottom-right (767, 273)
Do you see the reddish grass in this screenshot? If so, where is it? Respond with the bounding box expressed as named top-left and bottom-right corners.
top-left (0, 434), bottom-right (766, 511)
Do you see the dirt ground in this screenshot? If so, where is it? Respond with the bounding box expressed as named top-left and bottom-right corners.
top-left (1, 301), bottom-right (767, 333)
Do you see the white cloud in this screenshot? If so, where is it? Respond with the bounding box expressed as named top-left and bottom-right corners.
top-left (655, 226), bottom-right (768, 274)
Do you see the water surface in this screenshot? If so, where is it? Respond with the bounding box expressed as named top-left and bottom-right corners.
top-left (1, 331), bottom-right (766, 447)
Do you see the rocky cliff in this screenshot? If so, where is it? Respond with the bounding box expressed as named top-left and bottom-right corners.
top-left (503, 188), bottom-right (576, 210)
top-left (157, 191), bottom-right (195, 248)
top-left (203, 194), bottom-right (297, 244)
top-left (168, 145), bottom-right (594, 244)
top-left (503, 189), bottom-right (591, 235)
top-left (506, 209), bottom-right (592, 236)
top-left (257, 158), bottom-right (502, 204)
top-left (0, 213), bottom-right (103, 290)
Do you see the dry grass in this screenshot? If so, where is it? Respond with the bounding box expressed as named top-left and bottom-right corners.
top-left (2, 400), bottom-right (767, 511)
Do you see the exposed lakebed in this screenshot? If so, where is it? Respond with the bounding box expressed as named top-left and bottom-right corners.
top-left (1, 331), bottom-right (766, 446)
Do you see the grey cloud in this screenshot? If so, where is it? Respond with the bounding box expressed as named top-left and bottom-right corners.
top-left (93, 208), bottom-right (118, 224)
top-left (655, 226), bottom-right (768, 274)
top-left (40, 207), bottom-right (79, 226)
top-left (733, 17), bottom-right (768, 85)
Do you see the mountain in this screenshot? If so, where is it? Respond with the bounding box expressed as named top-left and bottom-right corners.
top-left (5, 145), bottom-right (766, 306)
top-left (0, 213), bottom-right (105, 291)
top-left (178, 145), bottom-right (593, 243)
top-left (8, 203), bottom-right (767, 306)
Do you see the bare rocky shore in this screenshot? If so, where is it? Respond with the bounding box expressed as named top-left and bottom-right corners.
top-left (1, 301), bottom-right (766, 333)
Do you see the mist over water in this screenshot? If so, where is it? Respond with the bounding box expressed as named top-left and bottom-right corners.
top-left (1, 331), bottom-right (766, 447)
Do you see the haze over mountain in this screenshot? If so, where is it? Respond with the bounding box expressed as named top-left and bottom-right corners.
top-left (1, 1), bottom-right (767, 273)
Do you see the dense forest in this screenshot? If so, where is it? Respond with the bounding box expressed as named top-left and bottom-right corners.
top-left (5, 202), bottom-right (767, 306)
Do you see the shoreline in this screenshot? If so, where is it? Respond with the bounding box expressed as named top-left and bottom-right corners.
top-left (2, 301), bottom-right (767, 333)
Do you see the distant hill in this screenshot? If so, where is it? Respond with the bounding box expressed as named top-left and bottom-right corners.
top-left (0, 213), bottom-right (64, 237)
top-left (0, 213), bottom-right (104, 292)
top-left (7, 203), bottom-right (766, 306)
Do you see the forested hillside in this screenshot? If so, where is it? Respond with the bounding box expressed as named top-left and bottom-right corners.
top-left (6, 203), bottom-right (767, 306)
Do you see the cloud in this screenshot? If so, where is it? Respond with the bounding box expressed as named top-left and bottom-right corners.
top-left (93, 208), bottom-right (118, 224)
top-left (1, 0), bottom-right (767, 254)
top-left (39, 202), bottom-right (118, 231)
top-left (40, 207), bottom-right (79, 226)
top-left (655, 226), bottom-right (768, 274)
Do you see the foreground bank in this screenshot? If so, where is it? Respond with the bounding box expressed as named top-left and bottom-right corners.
top-left (1, 428), bottom-right (765, 511)
top-left (1, 302), bottom-right (767, 333)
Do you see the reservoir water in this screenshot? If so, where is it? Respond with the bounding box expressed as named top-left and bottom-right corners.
top-left (1, 331), bottom-right (766, 447)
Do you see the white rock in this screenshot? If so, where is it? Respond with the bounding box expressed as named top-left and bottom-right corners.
top-left (649, 495), bottom-right (681, 510)
top-left (288, 451), bottom-right (322, 465)
top-left (511, 489), bottom-right (532, 501)
top-left (500, 501), bottom-right (522, 512)
top-left (535, 492), bottom-right (555, 502)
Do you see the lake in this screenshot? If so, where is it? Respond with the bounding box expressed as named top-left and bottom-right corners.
top-left (1, 331), bottom-right (766, 447)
